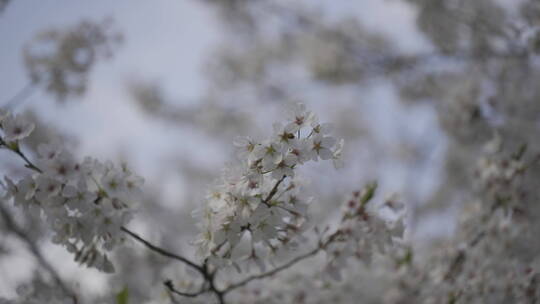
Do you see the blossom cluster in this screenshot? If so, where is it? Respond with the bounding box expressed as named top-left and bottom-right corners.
top-left (384, 144), bottom-right (540, 304)
top-left (0, 109), bottom-right (143, 273)
top-left (386, 207), bottom-right (540, 304)
top-left (321, 184), bottom-right (407, 281)
top-left (23, 19), bottom-right (121, 101)
top-left (193, 103), bottom-right (343, 270)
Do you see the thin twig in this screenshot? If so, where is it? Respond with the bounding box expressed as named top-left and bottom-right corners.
top-left (223, 247), bottom-right (321, 294)
top-left (164, 280), bottom-right (208, 298)
top-left (222, 229), bottom-right (342, 295)
top-left (12, 147), bottom-right (43, 173)
top-left (0, 137), bottom-right (43, 173)
top-left (3, 83), bottom-right (36, 110)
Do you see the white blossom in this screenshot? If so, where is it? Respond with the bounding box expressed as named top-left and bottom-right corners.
top-left (1, 113), bottom-right (35, 142)
top-left (285, 103), bottom-right (317, 132)
top-left (3, 139), bottom-right (144, 273)
top-left (233, 136), bottom-right (258, 161)
top-left (308, 134), bottom-right (337, 161)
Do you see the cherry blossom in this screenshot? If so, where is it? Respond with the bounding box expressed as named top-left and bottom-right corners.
top-left (1, 111), bottom-right (144, 274)
top-left (1, 113), bottom-right (35, 142)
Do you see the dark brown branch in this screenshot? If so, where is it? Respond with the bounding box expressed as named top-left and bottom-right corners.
top-left (121, 226), bottom-right (204, 274)
top-left (122, 227), bottom-right (231, 301)
top-left (164, 280), bottom-right (208, 298)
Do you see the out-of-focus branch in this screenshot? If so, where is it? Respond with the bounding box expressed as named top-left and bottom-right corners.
top-left (2, 83), bottom-right (36, 110)
top-left (0, 204), bottom-right (78, 303)
top-left (0, 0), bottom-right (10, 13)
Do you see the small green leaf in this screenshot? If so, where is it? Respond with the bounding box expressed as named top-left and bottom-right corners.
top-left (116, 287), bottom-right (129, 304)
top-left (7, 141), bottom-right (19, 151)
top-left (360, 182), bottom-right (377, 207)
top-left (512, 143), bottom-right (527, 160)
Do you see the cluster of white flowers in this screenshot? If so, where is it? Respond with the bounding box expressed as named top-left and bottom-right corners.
top-left (0, 109), bottom-right (144, 273)
top-left (386, 208), bottom-right (540, 304)
top-left (193, 103), bottom-right (343, 270)
top-left (321, 184), bottom-right (407, 281)
top-left (23, 19), bottom-right (121, 101)
top-left (384, 144), bottom-right (539, 304)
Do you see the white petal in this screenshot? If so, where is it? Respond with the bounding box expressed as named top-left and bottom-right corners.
top-left (62, 185), bottom-right (78, 198)
top-left (319, 148), bottom-right (333, 160)
top-left (321, 136), bottom-right (337, 148)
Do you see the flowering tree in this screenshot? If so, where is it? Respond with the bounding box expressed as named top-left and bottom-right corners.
top-left (1, 1), bottom-right (540, 304)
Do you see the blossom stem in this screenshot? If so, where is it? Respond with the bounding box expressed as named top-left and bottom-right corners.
top-left (12, 147), bottom-right (43, 173)
top-left (0, 137), bottom-right (43, 173)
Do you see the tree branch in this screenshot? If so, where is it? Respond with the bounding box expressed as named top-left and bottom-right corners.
top-left (120, 226), bottom-right (204, 274)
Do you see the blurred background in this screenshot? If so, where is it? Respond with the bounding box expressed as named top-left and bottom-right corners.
top-left (1, 0), bottom-right (540, 302)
